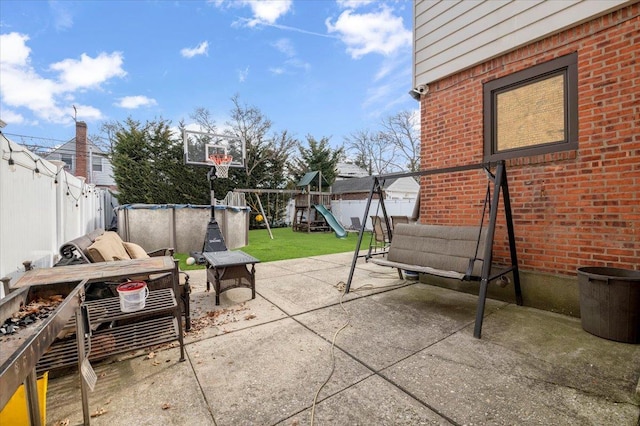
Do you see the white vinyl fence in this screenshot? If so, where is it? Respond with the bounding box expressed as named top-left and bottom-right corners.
top-left (330, 198), bottom-right (418, 231)
top-left (0, 137), bottom-right (109, 295)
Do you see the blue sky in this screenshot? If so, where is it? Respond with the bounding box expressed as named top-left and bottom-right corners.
top-left (0, 0), bottom-right (416, 151)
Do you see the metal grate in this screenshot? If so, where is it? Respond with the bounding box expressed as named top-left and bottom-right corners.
top-left (36, 288), bottom-right (180, 372)
top-left (37, 316), bottom-right (179, 372)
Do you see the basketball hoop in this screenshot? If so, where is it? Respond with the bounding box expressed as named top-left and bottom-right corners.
top-left (208, 154), bottom-right (233, 178)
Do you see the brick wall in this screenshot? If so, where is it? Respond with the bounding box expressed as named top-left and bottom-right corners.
top-left (75, 121), bottom-right (88, 178)
top-left (420, 4), bottom-right (639, 276)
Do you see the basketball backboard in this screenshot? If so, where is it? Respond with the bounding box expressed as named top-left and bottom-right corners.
top-left (183, 129), bottom-right (245, 168)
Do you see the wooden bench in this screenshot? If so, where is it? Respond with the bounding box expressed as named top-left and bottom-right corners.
top-left (369, 223), bottom-right (487, 280)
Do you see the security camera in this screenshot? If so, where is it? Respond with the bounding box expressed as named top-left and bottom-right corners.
top-left (408, 84), bottom-right (429, 101)
top-left (416, 84), bottom-right (428, 94)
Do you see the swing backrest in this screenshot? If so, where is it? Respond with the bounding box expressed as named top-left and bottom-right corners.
top-left (387, 224), bottom-right (487, 278)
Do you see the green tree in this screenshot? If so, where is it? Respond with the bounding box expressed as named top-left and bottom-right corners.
top-left (292, 135), bottom-right (343, 187)
top-left (109, 117), bottom-right (209, 204)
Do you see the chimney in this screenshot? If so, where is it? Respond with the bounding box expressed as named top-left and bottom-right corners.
top-left (75, 121), bottom-right (88, 178)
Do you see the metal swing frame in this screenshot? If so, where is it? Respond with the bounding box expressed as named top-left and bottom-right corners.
top-left (345, 160), bottom-right (522, 338)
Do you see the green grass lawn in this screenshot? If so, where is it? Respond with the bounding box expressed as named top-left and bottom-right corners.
top-left (175, 227), bottom-right (369, 270)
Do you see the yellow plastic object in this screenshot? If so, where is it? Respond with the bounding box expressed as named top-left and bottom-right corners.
top-left (0, 372), bottom-right (48, 425)
top-left (255, 214), bottom-right (264, 222)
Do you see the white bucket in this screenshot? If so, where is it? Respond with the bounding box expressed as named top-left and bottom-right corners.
top-left (116, 281), bottom-right (149, 312)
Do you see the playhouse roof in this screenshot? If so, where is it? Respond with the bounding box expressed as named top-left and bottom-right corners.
top-left (296, 171), bottom-right (330, 188)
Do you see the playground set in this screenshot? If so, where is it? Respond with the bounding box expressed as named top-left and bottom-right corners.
top-left (236, 171), bottom-right (346, 239)
top-left (291, 171), bottom-right (346, 238)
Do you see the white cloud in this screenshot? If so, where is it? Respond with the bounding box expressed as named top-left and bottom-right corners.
top-left (49, 1), bottom-right (74, 31)
top-left (244, 0), bottom-right (292, 27)
top-left (50, 52), bottom-right (126, 91)
top-left (336, 0), bottom-right (375, 9)
top-left (285, 58), bottom-right (310, 72)
top-left (1, 64), bottom-right (59, 116)
top-left (0, 32), bottom-right (31, 65)
top-left (272, 38), bottom-right (295, 57)
top-left (363, 59), bottom-right (411, 114)
top-left (0, 31), bottom-right (125, 124)
top-left (71, 103), bottom-right (103, 120)
top-left (0, 108), bottom-right (25, 125)
top-left (116, 96), bottom-right (158, 109)
top-left (238, 66), bottom-right (249, 82)
top-left (269, 38), bottom-right (310, 75)
top-left (325, 6), bottom-right (411, 58)
top-left (219, 0), bottom-right (292, 28)
top-left (180, 41), bottom-right (209, 58)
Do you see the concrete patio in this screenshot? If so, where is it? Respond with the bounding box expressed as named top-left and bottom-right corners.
top-left (46, 252), bottom-right (640, 425)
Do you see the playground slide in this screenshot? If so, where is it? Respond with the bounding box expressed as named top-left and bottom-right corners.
top-left (314, 204), bottom-right (347, 238)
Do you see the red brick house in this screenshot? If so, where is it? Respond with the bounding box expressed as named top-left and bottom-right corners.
top-left (411, 0), bottom-right (638, 315)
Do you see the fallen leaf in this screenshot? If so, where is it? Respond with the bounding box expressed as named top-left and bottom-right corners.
top-left (55, 419), bottom-right (70, 426)
top-left (152, 360), bottom-right (160, 366)
top-left (146, 352), bottom-right (156, 359)
top-left (90, 407), bottom-right (107, 417)
top-left (244, 313), bottom-right (256, 320)
top-left (161, 403), bottom-right (171, 410)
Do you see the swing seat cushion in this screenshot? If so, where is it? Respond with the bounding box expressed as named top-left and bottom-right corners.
top-left (370, 224), bottom-right (487, 280)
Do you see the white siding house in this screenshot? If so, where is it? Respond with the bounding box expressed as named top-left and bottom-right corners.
top-left (411, 0), bottom-right (633, 89)
top-left (45, 139), bottom-right (116, 189)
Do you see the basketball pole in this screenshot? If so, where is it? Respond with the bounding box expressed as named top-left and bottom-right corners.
top-left (207, 167), bottom-right (217, 219)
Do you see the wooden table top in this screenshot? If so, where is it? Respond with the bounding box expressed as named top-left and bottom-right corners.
top-left (15, 256), bottom-right (176, 288)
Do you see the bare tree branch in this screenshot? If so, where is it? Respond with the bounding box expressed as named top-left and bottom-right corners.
top-left (380, 110), bottom-right (420, 172)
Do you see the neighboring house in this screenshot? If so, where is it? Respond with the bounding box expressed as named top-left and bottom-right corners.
top-left (335, 162), bottom-right (369, 180)
top-left (331, 175), bottom-right (419, 230)
top-left (411, 0), bottom-right (638, 314)
top-left (332, 176), bottom-right (419, 201)
top-left (45, 121), bottom-right (116, 189)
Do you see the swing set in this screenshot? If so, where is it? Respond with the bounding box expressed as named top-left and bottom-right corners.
top-left (233, 188), bottom-right (298, 239)
top-left (346, 160), bottom-right (523, 338)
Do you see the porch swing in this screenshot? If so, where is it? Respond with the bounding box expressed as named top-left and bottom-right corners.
top-left (345, 160), bottom-right (523, 338)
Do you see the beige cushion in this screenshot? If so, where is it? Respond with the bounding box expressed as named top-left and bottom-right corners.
top-left (387, 224), bottom-right (487, 276)
top-left (122, 242), bottom-right (150, 259)
top-left (87, 233), bottom-right (131, 262)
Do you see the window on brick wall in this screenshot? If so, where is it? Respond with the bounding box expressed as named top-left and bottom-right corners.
top-left (483, 52), bottom-right (577, 161)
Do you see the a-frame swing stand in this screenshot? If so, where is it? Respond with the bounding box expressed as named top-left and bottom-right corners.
top-left (345, 160), bottom-right (522, 338)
